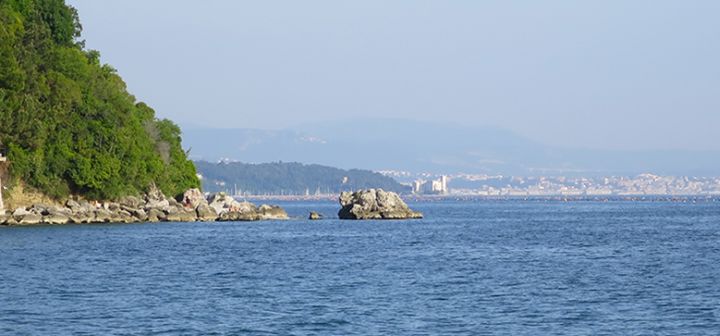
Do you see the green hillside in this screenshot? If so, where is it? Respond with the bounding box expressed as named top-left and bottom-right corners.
top-left (195, 161), bottom-right (410, 195)
top-left (0, 0), bottom-right (199, 199)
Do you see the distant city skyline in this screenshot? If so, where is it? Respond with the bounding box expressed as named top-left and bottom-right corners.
top-left (68, 1), bottom-right (720, 151)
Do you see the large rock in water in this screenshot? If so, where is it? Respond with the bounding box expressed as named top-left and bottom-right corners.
top-left (209, 192), bottom-right (288, 221)
top-left (338, 189), bottom-right (422, 220)
top-left (257, 204), bottom-right (289, 220)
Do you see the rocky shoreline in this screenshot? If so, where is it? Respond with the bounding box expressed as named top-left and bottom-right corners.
top-left (0, 186), bottom-right (288, 226)
top-left (0, 188), bottom-right (422, 226)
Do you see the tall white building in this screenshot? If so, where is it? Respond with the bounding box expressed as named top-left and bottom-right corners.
top-left (413, 175), bottom-right (449, 194)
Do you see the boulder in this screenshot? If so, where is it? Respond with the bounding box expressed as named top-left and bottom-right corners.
top-left (207, 192), bottom-right (235, 215)
top-left (196, 203), bottom-right (217, 222)
top-left (29, 204), bottom-right (50, 215)
top-left (338, 189), bottom-right (422, 220)
top-left (43, 214), bottom-right (70, 225)
top-left (65, 199), bottom-right (81, 211)
top-left (117, 195), bottom-right (144, 209)
top-left (144, 184), bottom-right (170, 210)
top-left (308, 211), bottom-right (323, 220)
top-left (94, 209), bottom-right (113, 223)
top-left (131, 208), bottom-right (148, 222)
top-left (69, 212), bottom-right (93, 224)
top-left (104, 202), bottom-right (121, 212)
top-left (257, 204), bottom-right (289, 220)
top-left (145, 198), bottom-right (169, 210)
top-left (146, 208), bottom-right (166, 222)
top-left (47, 206), bottom-right (72, 217)
top-left (182, 188), bottom-right (206, 208)
top-left (12, 207), bottom-right (29, 218)
top-left (118, 210), bottom-right (137, 223)
top-left (18, 213), bottom-right (43, 225)
top-left (165, 210), bottom-right (197, 222)
top-left (207, 192), bottom-right (291, 222)
top-left (168, 198), bottom-right (181, 208)
top-left (4, 216), bottom-right (18, 226)
top-left (218, 211), bottom-right (259, 221)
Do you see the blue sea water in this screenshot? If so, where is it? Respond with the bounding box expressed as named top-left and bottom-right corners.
top-left (1, 200), bottom-right (720, 335)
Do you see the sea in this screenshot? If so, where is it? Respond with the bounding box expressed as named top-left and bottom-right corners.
top-left (1, 199), bottom-right (720, 335)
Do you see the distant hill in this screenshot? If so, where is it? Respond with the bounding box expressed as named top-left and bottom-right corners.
top-left (195, 161), bottom-right (410, 195)
top-left (183, 119), bottom-right (720, 177)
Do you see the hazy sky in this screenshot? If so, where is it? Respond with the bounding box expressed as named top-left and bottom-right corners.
top-left (67, 1), bottom-right (720, 151)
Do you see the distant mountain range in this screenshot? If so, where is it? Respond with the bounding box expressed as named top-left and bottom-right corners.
top-left (182, 119), bottom-right (720, 177)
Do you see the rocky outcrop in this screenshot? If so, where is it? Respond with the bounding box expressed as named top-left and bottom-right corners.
top-left (257, 204), bottom-right (289, 220)
top-left (308, 211), bottom-right (323, 220)
top-left (207, 192), bottom-right (289, 222)
top-left (0, 188), bottom-right (288, 226)
top-left (338, 189), bottom-right (422, 220)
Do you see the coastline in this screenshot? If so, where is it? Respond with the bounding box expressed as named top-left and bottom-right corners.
top-left (0, 188), bottom-right (288, 227)
top-left (242, 194), bottom-right (720, 203)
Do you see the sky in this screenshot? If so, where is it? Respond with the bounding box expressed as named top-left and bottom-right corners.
top-left (67, 0), bottom-right (720, 151)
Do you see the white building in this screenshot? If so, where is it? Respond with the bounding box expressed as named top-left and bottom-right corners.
top-left (413, 175), bottom-right (449, 195)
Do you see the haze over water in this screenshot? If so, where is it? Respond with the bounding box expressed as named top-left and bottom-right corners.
top-left (3, 200), bottom-right (720, 335)
top-left (68, 0), bottom-right (720, 152)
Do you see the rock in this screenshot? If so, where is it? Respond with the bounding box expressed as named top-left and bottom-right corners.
top-left (4, 215), bottom-right (18, 225)
top-left (257, 204), bottom-right (289, 220)
top-left (18, 213), bottom-right (43, 225)
top-left (208, 193), bottom-right (289, 221)
top-left (165, 210), bottom-right (197, 222)
top-left (207, 192), bottom-right (234, 215)
top-left (65, 199), bottom-right (80, 210)
top-left (168, 198), bottom-right (181, 208)
top-left (196, 203), bottom-right (217, 221)
top-left (131, 208), bottom-right (148, 221)
top-left (218, 211), bottom-right (259, 221)
top-left (145, 198), bottom-right (170, 210)
top-left (43, 214), bottom-right (69, 225)
top-left (12, 207), bottom-right (29, 218)
top-left (69, 213), bottom-right (92, 224)
top-left (308, 211), bottom-right (323, 220)
top-left (182, 188), bottom-right (206, 208)
top-left (0, 214), bottom-right (8, 225)
top-left (94, 209), bottom-right (113, 223)
top-left (338, 189), bottom-right (422, 220)
top-left (47, 206), bottom-right (72, 217)
top-left (117, 195), bottom-right (144, 209)
top-left (108, 202), bottom-right (121, 212)
top-left (146, 208), bottom-right (166, 222)
top-left (29, 204), bottom-right (50, 215)
top-left (118, 210), bottom-right (136, 223)
top-left (146, 183), bottom-right (165, 201)
top-left (144, 184), bottom-right (170, 210)
top-left (78, 201), bottom-right (97, 213)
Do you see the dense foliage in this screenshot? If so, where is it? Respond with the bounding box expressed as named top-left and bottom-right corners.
top-left (196, 161), bottom-right (410, 195)
top-left (0, 0), bottom-right (199, 199)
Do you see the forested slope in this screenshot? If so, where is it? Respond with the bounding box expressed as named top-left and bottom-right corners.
top-left (0, 0), bottom-right (199, 199)
top-left (196, 161), bottom-right (410, 195)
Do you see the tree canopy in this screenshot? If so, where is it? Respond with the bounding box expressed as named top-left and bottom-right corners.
top-left (196, 161), bottom-right (410, 195)
top-left (0, 0), bottom-right (199, 199)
